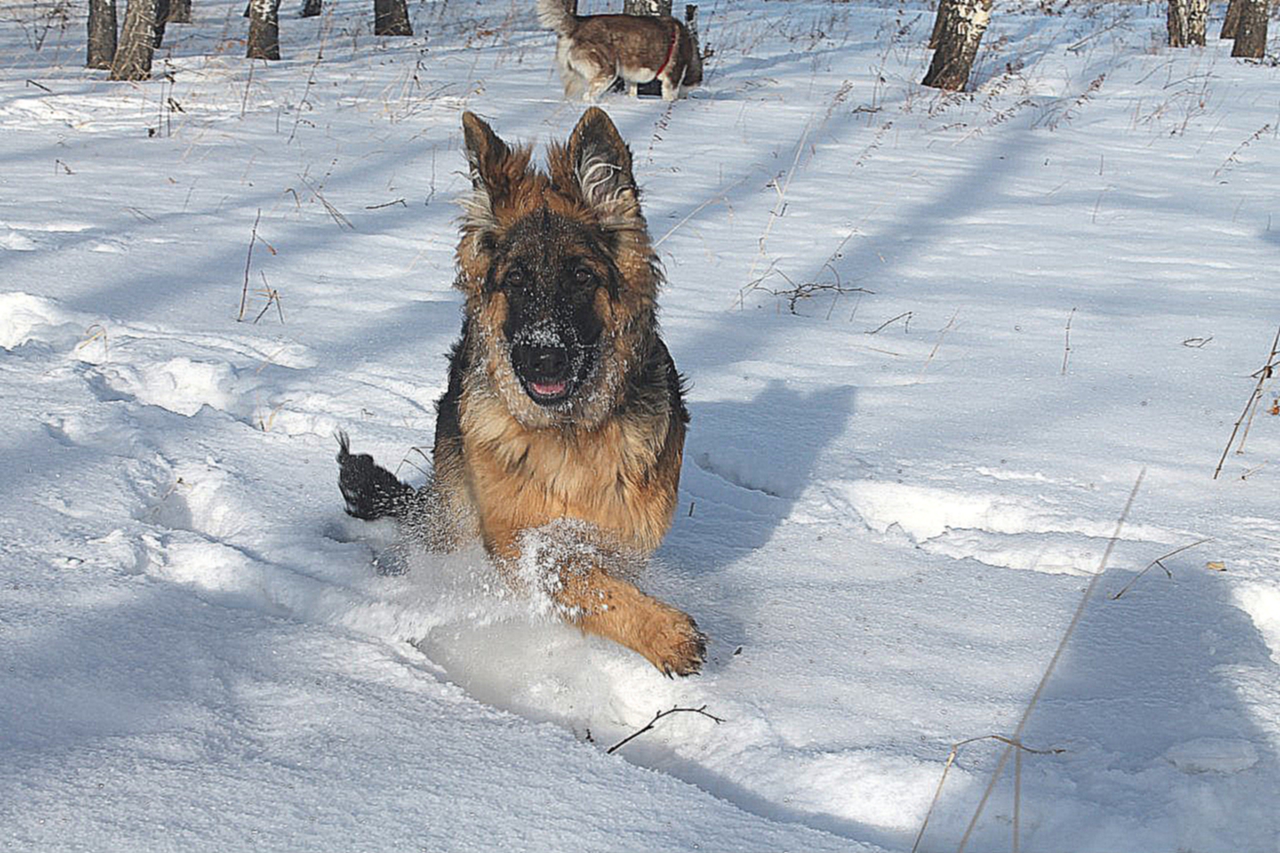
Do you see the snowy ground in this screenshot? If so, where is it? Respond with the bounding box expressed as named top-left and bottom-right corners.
top-left (3, 0), bottom-right (1280, 850)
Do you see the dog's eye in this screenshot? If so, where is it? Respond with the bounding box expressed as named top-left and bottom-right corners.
top-left (504, 269), bottom-right (526, 289)
top-left (573, 266), bottom-right (595, 286)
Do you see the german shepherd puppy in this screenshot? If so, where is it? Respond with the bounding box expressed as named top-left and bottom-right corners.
top-left (536, 0), bottom-right (702, 101)
top-left (337, 108), bottom-right (705, 676)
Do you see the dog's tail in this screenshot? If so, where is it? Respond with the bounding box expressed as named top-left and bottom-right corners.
top-left (536, 0), bottom-right (576, 36)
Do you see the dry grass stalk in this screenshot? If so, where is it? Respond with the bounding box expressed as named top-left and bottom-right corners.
top-left (252, 271), bottom-right (284, 324)
top-left (1061, 307), bottom-right (1076, 376)
top-left (918, 309), bottom-right (958, 380)
top-left (910, 734), bottom-right (1065, 853)
top-left (947, 469), bottom-right (1145, 853)
top-left (1110, 537), bottom-right (1212, 600)
top-left (1213, 324), bottom-right (1280, 479)
top-left (866, 311), bottom-right (912, 335)
top-left (238, 209), bottom-right (263, 322)
top-left (736, 122), bottom-right (812, 308)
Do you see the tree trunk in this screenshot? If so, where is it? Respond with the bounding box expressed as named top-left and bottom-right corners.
top-left (300, 0), bottom-right (322, 18)
top-left (87, 0), bottom-right (117, 69)
top-left (167, 0), bottom-right (191, 23)
top-left (153, 0), bottom-right (169, 47)
top-left (928, 0), bottom-right (953, 49)
top-left (246, 0), bottom-right (282, 60)
top-left (685, 4), bottom-right (703, 84)
top-left (110, 0), bottom-right (159, 80)
top-left (1222, 0), bottom-right (1242, 38)
top-left (1231, 0), bottom-right (1269, 57)
top-left (922, 0), bottom-right (992, 91)
top-left (624, 0), bottom-right (672, 15)
top-left (374, 0), bottom-right (412, 35)
top-left (1168, 0), bottom-right (1207, 46)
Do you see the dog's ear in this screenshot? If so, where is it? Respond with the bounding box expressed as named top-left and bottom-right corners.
top-left (567, 108), bottom-right (644, 231)
top-left (460, 112), bottom-right (527, 235)
top-left (462, 111), bottom-right (509, 193)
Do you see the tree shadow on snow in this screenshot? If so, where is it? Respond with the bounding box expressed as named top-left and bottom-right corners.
top-left (922, 564), bottom-right (1280, 852)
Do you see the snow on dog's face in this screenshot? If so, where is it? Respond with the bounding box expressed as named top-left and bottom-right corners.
top-left (456, 108), bottom-right (661, 430)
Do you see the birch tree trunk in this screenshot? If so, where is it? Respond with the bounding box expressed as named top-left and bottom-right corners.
top-left (246, 0), bottom-right (282, 60)
top-left (374, 0), bottom-right (412, 35)
top-left (1231, 0), bottom-right (1269, 57)
top-left (922, 0), bottom-right (992, 91)
top-left (110, 0), bottom-right (159, 80)
top-left (1167, 0), bottom-right (1207, 46)
top-left (87, 0), bottom-right (117, 69)
top-left (624, 0), bottom-right (673, 15)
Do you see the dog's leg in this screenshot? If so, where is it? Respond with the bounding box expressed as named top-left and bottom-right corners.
top-left (585, 76), bottom-right (614, 102)
top-left (490, 524), bottom-right (706, 676)
top-left (659, 73), bottom-right (678, 101)
top-left (562, 567), bottom-right (707, 677)
top-left (626, 81), bottom-right (639, 98)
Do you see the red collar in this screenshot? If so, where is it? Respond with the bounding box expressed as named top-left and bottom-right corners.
top-left (654, 20), bottom-right (678, 78)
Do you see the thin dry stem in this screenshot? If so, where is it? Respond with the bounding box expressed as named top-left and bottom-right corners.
top-left (918, 309), bottom-right (958, 380)
top-left (1061, 307), bottom-right (1076, 376)
top-left (1110, 537), bottom-right (1212, 600)
top-left (1213, 325), bottom-right (1280, 479)
top-left (952, 469), bottom-right (1145, 853)
top-left (911, 735), bottom-right (1064, 853)
top-left (238, 209), bottom-right (262, 322)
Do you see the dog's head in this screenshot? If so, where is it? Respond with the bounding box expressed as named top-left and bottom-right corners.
top-left (456, 108), bottom-right (660, 430)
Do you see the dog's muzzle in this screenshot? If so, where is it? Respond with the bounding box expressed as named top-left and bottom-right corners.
top-left (511, 342), bottom-right (575, 404)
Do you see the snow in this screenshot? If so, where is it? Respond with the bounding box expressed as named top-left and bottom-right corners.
top-left (3, 0), bottom-right (1280, 850)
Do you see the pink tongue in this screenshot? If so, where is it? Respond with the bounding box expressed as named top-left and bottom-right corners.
top-left (531, 380), bottom-right (567, 396)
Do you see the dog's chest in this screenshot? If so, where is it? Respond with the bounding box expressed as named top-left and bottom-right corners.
top-left (460, 398), bottom-right (677, 551)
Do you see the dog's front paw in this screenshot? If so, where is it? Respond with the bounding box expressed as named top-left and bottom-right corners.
top-left (336, 431), bottom-right (412, 521)
top-left (645, 609), bottom-right (707, 678)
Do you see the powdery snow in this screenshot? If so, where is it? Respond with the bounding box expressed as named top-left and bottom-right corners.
top-left (2, 1), bottom-right (1280, 851)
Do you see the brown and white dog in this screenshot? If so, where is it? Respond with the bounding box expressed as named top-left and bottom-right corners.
top-left (536, 0), bottom-right (702, 101)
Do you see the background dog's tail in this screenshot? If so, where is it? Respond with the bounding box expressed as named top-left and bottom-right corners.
top-left (536, 0), bottom-right (576, 36)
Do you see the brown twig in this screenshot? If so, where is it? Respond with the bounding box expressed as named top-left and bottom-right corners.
top-left (866, 311), bottom-right (913, 335)
top-left (1061, 307), bottom-right (1076, 376)
top-left (1213, 325), bottom-right (1280, 479)
top-left (1110, 537), bottom-right (1212, 600)
top-left (238, 209), bottom-right (262, 322)
top-left (252, 270), bottom-right (284, 325)
top-left (919, 309), bottom-right (958, 380)
top-left (911, 735), bottom-right (1065, 853)
top-left (302, 177), bottom-right (355, 230)
top-left (952, 469), bottom-right (1145, 853)
top-left (606, 705), bottom-right (725, 755)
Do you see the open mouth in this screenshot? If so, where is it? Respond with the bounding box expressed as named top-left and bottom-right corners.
top-left (511, 338), bottom-right (595, 407)
top-left (526, 378), bottom-right (570, 402)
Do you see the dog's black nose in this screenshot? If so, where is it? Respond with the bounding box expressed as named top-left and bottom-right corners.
top-left (513, 344), bottom-right (569, 380)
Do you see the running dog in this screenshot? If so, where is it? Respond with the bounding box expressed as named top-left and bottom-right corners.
top-left (536, 0), bottom-right (702, 101)
top-left (337, 108), bottom-right (705, 676)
